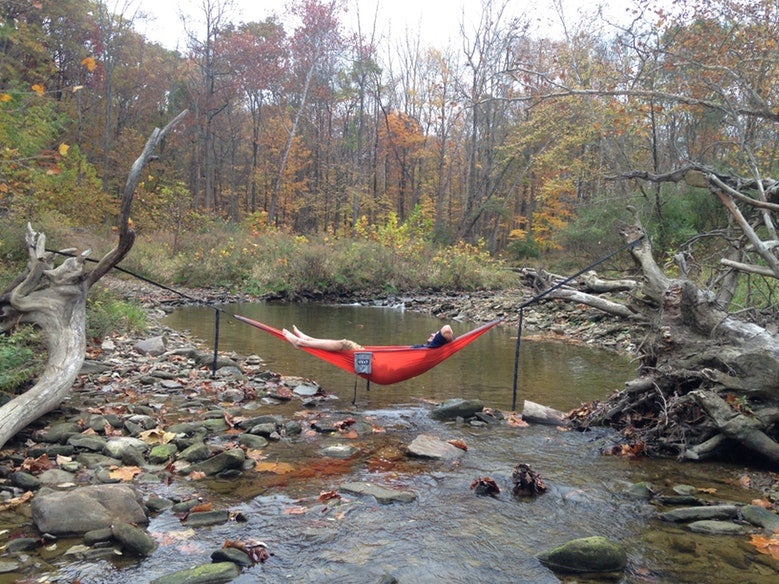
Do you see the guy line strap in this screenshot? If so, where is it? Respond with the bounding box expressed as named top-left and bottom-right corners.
top-left (510, 236), bottom-right (644, 411)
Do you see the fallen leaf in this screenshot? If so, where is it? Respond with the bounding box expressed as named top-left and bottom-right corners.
top-left (751, 498), bottom-right (773, 509)
top-left (190, 502), bottom-right (212, 513)
top-left (0, 491), bottom-right (33, 512)
top-left (283, 506), bottom-right (308, 515)
top-left (255, 461), bottom-right (294, 475)
top-left (188, 471), bottom-right (206, 480)
top-left (317, 490), bottom-right (341, 503)
top-left (447, 439), bottom-right (468, 451)
top-left (749, 533), bottom-right (779, 560)
top-left (738, 475), bottom-right (751, 489)
top-left (506, 413), bottom-right (529, 427)
top-left (109, 465), bottom-right (142, 481)
top-left (139, 428), bottom-right (177, 445)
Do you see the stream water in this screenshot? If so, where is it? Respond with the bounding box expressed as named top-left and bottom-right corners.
top-left (39, 303), bottom-right (778, 583)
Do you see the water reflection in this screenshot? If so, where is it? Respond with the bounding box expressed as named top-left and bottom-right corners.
top-left (162, 302), bottom-right (636, 411)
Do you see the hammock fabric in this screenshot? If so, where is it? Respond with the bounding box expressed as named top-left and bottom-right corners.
top-left (232, 314), bottom-right (503, 385)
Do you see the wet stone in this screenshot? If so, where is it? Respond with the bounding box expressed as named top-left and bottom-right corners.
top-left (237, 434), bottom-right (268, 450)
top-left (429, 398), bottom-right (484, 421)
top-left (741, 505), bottom-right (779, 532)
top-left (538, 536), bottom-right (627, 574)
top-left (186, 448), bottom-right (245, 476)
top-left (67, 435), bottom-right (107, 452)
top-left (5, 537), bottom-right (40, 552)
top-left (339, 482), bottom-right (416, 504)
top-left (248, 423), bottom-right (277, 437)
top-left (322, 444), bottom-right (358, 459)
top-left (11, 471), bottom-right (41, 490)
top-left (76, 453), bottom-right (121, 469)
top-left (658, 504), bottom-right (739, 522)
top-left (112, 521), bottom-right (157, 556)
top-left (38, 469), bottom-right (77, 486)
top-left (150, 561), bottom-right (240, 584)
top-left (148, 444), bottom-right (178, 464)
top-left (406, 434), bottom-right (465, 460)
top-left (211, 547), bottom-right (253, 566)
top-left (178, 442), bottom-right (212, 462)
top-left (83, 527), bottom-right (114, 546)
top-left (688, 520), bottom-right (749, 535)
top-left (185, 510), bottom-right (230, 528)
top-left (33, 423), bottom-right (82, 444)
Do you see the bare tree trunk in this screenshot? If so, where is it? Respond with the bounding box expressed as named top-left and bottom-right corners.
top-left (0, 111), bottom-right (187, 449)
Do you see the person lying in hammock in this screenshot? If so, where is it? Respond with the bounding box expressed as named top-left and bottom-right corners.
top-left (281, 324), bottom-right (454, 351)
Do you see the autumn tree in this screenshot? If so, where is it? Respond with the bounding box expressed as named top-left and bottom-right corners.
top-left (510, 0), bottom-right (779, 464)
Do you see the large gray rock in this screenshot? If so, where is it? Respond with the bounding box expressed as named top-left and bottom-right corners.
top-left (31, 484), bottom-right (148, 536)
top-left (658, 504), bottom-right (739, 523)
top-left (429, 398), bottom-right (483, 420)
top-left (340, 482), bottom-right (416, 504)
top-left (741, 505), bottom-right (779, 532)
top-left (186, 448), bottom-right (245, 476)
top-left (538, 536), bottom-right (627, 574)
top-left (134, 336), bottom-right (166, 356)
top-left (151, 562), bottom-right (240, 584)
top-left (406, 434), bottom-right (465, 460)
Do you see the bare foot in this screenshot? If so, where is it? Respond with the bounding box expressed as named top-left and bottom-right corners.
top-left (282, 328), bottom-right (301, 348)
top-left (292, 325), bottom-right (312, 340)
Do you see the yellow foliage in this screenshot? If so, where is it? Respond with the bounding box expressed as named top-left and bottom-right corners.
top-left (81, 56), bottom-right (97, 71)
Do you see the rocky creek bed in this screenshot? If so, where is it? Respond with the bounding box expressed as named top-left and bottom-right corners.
top-left (0, 279), bottom-right (777, 582)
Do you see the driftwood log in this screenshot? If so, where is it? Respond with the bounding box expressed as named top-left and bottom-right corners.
top-left (0, 111), bottom-right (187, 449)
top-left (570, 210), bottom-right (779, 466)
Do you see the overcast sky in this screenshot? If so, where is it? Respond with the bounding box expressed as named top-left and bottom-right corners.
top-left (131, 0), bottom-right (632, 51)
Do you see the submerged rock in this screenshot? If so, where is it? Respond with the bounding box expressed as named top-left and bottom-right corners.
top-left (339, 481), bottom-right (416, 504)
top-left (406, 434), bottom-right (465, 460)
top-left (538, 535), bottom-right (627, 574)
top-left (151, 561), bottom-right (240, 584)
top-left (429, 398), bottom-right (483, 421)
top-left (31, 484), bottom-right (147, 536)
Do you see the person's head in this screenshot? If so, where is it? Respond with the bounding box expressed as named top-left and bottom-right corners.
top-left (427, 325), bottom-right (454, 345)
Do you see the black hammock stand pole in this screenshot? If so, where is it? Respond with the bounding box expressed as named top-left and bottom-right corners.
top-left (510, 236), bottom-right (644, 412)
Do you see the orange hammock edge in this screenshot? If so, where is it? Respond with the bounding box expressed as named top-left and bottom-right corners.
top-left (231, 314), bottom-right (503, 385)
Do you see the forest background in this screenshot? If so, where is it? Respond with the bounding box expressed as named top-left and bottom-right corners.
top-left (1, 0), bottom-right (776, 305)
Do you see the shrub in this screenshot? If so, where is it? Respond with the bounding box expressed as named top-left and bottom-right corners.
top-left (0, 325), bottom-right (45, 394)
top-left (86, 286), bottom-right (147, 340)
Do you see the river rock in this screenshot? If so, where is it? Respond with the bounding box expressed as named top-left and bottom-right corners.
top-left (111, 522), bottom-right (157, 556)
top-left (31, 484), bottom-right (147, 536)
top-left (538, 536), bottom-right (627, 574)
top-left (37, 469), bottom-right (77, 486)
top-left (151, 562), bottom-right (239, 584)
top-left (11, 471), bottom-right (41, 490)
top-left (178, 442), bottom-right (212, 462)
top-left (67, 434), bottom-right (107, 452)
top-left (339, 481), bottom-right (416, 504)
top-left (134, 336), bottom-right (166, 356)
top-left (238, 434), bottom-right (269, 449)
top-left (321, 443), bottom-right (357, 459)
top-left (104, 436), bottom-right (148, 459)
top-left (33, 422), bottom-right (82, 443)
top-left (406, 434), bottom-right (465, 460)
top-left (210, 547), bottom-right (253, 567)
top-left (429, 398), bottom-right (483, 420)
top-left (741, 505), bottom-right (779, 532)
top-left (185, 510), bottom-right (230, 527)
top-left (186, 448), bottom-right (245, 476)
top-left (658, 504), bottom-right (739, 523)
top-left (687, 520), bottom-right (750, 535)
top-left (149, 443), bottom-right (178, 464)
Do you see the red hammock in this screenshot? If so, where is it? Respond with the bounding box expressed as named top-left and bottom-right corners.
top-left (232, 314), bottom-right (503, 385)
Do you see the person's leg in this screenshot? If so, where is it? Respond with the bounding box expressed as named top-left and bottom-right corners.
top-left (291, 325), bottom-right (315, 341)
top-left (282, 328), bottom-right (346, 351)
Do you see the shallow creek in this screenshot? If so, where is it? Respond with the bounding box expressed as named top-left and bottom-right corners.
top-left (4, 303), bottom-right (774, 583)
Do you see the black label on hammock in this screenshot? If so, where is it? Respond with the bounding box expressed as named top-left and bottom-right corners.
top-left (354, 352), bottom-right (372, 374)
